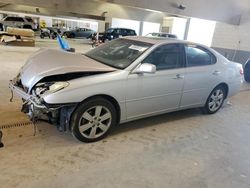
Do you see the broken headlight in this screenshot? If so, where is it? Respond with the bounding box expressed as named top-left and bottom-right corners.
top-left (34, 82), bottom-right (69, 97)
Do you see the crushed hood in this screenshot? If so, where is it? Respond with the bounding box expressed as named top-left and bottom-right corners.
top-left (20, 49), bottom-right (116, 89)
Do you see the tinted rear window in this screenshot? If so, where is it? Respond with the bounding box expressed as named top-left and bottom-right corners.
top-left (185, 45), bottom-right (216, 67)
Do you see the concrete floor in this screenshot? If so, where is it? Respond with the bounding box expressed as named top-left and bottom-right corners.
top-left (0, 39), bottom-right (250, 188)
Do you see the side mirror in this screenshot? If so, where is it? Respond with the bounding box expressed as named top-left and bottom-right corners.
top-left (134, 63), bottom-right (156, 74)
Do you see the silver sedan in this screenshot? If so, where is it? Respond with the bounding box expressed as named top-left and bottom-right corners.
top-left (10, 37), bottom-right (243, 142)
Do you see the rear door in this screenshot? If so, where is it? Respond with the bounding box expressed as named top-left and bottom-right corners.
top-left (180, 44), bottom-right (221, 109)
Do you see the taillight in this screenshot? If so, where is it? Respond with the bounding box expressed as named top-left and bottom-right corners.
top-left (240, 68), bottom-right (244, 75)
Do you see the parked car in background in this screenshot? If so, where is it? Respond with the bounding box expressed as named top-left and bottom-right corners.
top-left (146, 32), bottom-right (178, 39)
top-left (98, 28), bottom-right (137, 42)
top-left (10, 37), bottom-right (243, 143)
top-left (244, 58), bottom-right (250, 82)
top-left (0, 16), bottom-right (37, 31)
top-left (63, 28), bottom-right (94, 38)
top-left (40, 27), bottom-right (63, 39)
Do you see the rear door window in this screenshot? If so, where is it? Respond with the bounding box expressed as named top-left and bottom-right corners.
top-left (185, 45), bottom-right (216, 67)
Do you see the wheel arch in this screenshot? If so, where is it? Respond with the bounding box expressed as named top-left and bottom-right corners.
top-left (216, 82), bottom-right (229, 99)
top-left (205, 82), bottom-right (229, 103)
top-left (202, 82), bottom-right (229, 114)
top-left (69, 94), bottom-right (121, 129)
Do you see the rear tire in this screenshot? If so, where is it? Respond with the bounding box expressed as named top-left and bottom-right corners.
top-left (202, 85), bottom-right (226, 114)
top-left (70, 97), bottom-right (117, 142)
top-left (244, 70), bottom-right (250, 82)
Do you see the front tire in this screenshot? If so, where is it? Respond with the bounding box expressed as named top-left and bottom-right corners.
top-left (202, 86), bottom-right (226, 114)
top-left (71, 97), bottom-right (117, 142)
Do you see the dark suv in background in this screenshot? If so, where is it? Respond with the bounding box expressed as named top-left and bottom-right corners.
top-left (99, 28), bottom-right (137, 42)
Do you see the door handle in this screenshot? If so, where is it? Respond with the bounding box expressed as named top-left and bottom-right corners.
top-left (212, 70), bottom-right (221, 75)
top-left (173, 74), bottom-right (184, 79)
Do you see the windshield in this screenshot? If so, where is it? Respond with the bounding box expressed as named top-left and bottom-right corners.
top-left (85, 38), bottom-right (153, 69)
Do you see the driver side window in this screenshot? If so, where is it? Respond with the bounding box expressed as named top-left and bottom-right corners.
top-left (142, 44), bottom-right (185, 70)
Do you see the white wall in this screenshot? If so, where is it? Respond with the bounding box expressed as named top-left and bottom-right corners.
top-left (111, 18), bottom-right (140, 35)
top-left (211, 14), bottom-right (250, 63)
top-left (161, 17), bottom-right (187, 39)
top-left (162, 18), bottom-right (173, 33)
top-left (142, 22), bottom-right (160, 36)
top-left (171, 17), bottom-right (187, 40)
top-left (211, 22), bottom-right (240, 50)
top-left (187, 18), bottom-right (216, 47)
top-left (211, 14), bottom-right (250, 52)
top-left (39, 16), bottom-right (53, 27)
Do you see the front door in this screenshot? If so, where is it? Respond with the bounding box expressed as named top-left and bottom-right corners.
top-left (126, 43), bottom-right (186, 120)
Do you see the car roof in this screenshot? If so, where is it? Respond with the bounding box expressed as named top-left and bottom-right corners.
top-left (150, 32), bottom-right (174, 34)
top-left (109, 28), bottom-right (135, 30)
top-left (124, 36), bottom-right (220, 56)
top-left (124, 36), bottom-right (187, 44)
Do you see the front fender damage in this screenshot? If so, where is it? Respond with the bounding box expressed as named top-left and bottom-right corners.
top-left (11, 71), bottom-right (113, 133)
top-left (22, 100), bottom-right (77, 132)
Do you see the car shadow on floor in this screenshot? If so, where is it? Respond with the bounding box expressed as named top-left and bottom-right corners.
top-left (110, 108), bottom-right (203, 137)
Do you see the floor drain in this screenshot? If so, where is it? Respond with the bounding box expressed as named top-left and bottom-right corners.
top-left (0, 121), bottom-right (34, 130)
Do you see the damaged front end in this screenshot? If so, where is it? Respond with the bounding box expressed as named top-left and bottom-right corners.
top-left (10, 75), bottom-right (77, 133)
top-left (9, 78), bottom-right (77, 132)
top-left (10, 71), bottom-right (111, 132)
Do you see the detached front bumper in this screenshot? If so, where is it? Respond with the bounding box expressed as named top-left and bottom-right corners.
top-left (9, 80), bottom-right (47, 109)
top-left (9, 80), bottom-right (76, 131)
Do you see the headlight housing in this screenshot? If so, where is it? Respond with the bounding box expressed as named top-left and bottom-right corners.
top-left (34, 81), bottom-right (69, 97)
top-left (48, 82), bottom-right (69, 93)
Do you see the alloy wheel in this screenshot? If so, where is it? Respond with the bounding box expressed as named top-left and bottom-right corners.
top-left (78, 105), bottom-right (112, 139)
top-left (208, 89), bottom-right (224, 112)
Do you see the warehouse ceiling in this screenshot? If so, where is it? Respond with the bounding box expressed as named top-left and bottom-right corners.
top-left (0, 0), bottom-right (249, 24)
